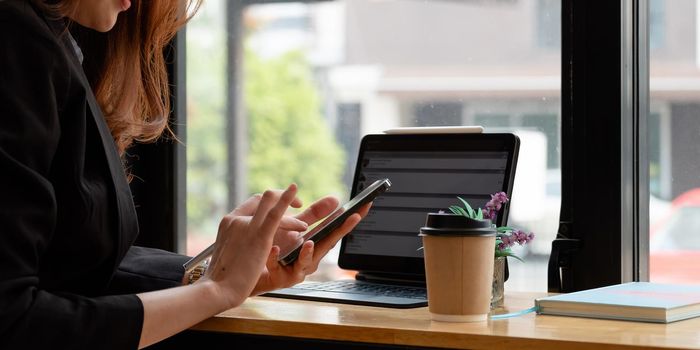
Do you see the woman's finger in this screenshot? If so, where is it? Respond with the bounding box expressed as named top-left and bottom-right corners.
top-left (356, 202), bottom-right (372, 218)
top-left (231, 194), bottom-right (263, 216)
top-left (265, 246), bottom-right (282, 275)
top-left (279, 216), bottom-right (309, 232)
top-left (252, 184), bottom-right (299, 239)
top-left (272, 229), bottom-right (303, 252)
top-left (294, 196), bottom-right (339, 225)
top-left (233, 190), bottom-right (303, 217)
top-left (293, 240), bottom-right (315, 281)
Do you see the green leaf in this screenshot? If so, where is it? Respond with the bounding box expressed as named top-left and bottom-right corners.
top-left (504, 252), bottom-right (524, 262)
top-left (496, 226), bottom-right (515, 233)
top-left (495, 250), bottom-right (524, 262)
top-left (476, 208), bottom-right (483, 220)
top-left (457, 196), bottom-right (476, 218)
top-left (449, 205), bottom-right (468, 217)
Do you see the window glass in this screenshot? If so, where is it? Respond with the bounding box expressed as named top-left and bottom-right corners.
top-left (186, 1), bottom-right (227, 255)
top-left (186, 0), bottom-right (561, 291)
top-left (536, 0), bottom-right (561, 48)
top-left (648, 0), bottom-right (700, 284)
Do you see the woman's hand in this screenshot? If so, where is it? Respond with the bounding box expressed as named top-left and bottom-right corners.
top-left (202, 184), bottom-right (303, 310)
top-left (250, 196), bottom-right (372, 295)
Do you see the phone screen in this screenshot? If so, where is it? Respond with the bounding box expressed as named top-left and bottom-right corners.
top-left (277, 178), bottom-right (391, 265)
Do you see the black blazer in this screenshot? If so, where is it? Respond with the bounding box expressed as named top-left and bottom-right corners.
top-left (0, 1), bottom-right (189, 349)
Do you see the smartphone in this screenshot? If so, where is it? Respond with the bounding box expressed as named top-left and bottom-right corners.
top-left (277, 178), bottom-right (391, 266)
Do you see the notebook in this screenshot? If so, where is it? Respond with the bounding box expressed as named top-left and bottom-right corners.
top-left (264, 133), bottom-right (520, 308)
top-left (535, 282), bottom-right (700, 323)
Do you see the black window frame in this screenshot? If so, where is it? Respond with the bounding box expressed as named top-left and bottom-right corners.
top-left (549, 0), bottom-right (649, 292)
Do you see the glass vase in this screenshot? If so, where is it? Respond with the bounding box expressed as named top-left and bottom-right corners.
top-left (491, 256), bottom-right (506, 308)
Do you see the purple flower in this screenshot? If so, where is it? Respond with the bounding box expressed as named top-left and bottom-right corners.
top-left (510, 230), bottom-right (522, 244)
top-left (499, 234), bottom-right (515, 247)
top-left (490, 192), bottom-right (509, 205)
top-left (496, 229), bottom-right (536, 251)
top-left (484, 192), bottom-right (509, 220)
top-left (499, 235), bottom-right (510, 246)
top-left (502, 230), bottom-right (536, 246)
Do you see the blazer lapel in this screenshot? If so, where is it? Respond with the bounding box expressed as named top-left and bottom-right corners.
top-left (57, 26), bottom-right (140, 263)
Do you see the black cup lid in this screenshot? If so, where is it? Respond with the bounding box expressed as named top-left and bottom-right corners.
top-left (419, 212), bottom-right (496, 237)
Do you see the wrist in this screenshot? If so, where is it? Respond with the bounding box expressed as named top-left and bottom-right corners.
top-left (200, 279), bottom-right (246, 312)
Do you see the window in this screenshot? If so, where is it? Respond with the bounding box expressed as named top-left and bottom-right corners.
top-left (649, 0), bottom-right (665, 50)
top-left (474, 114), bottom-right (510, 128)
top-left (185, 1), bottom-right (227, 255)
top-left (649, 0), bottom-right (700, 284)
top-left (412, 102), bottom-right (462, 127)
top-left (536, 0), bottom-right (561, 48)
top-left (185, 0), bottom-right (561, 291)
top-left (522, 114), bottom-right (559, 169)
top-left (336, 103), bottom-right (362, 188)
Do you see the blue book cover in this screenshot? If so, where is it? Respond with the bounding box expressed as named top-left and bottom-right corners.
top-left (535, 282), bottom-right (700, 323)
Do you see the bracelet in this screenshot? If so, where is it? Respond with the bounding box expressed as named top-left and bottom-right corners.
top-left (187, 260), bottom-right (209, 285)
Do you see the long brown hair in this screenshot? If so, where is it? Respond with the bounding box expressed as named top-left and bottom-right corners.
top-left (38, 0), bottom-right (201, 155)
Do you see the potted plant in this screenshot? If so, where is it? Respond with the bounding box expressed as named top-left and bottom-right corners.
top-left (447, 192), bottom-right (535, 308)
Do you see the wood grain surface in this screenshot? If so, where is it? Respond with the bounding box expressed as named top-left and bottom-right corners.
top-left (191, 291), bottom-right (700, 350)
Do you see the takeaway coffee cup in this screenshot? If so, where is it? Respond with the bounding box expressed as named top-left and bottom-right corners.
top-left (420, 213), bottom-right (496, 322)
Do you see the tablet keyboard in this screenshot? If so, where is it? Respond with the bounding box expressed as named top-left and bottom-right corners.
top-left (291, 280), bottom-right (427, 299)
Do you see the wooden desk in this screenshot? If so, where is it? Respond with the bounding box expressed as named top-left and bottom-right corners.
top-left (189, 292), bottom-right (700, 350)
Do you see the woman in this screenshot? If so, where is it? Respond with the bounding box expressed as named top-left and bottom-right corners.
top-left (0, 0), bottom-right (368, 349)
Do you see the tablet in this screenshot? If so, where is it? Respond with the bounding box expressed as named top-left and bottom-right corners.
top-left (277, 178), bottom-right (392, 266)
top-left (337, 133), bottom-right (520, 277)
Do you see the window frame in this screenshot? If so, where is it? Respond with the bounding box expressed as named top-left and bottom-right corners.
top-left (550, 0), bottom-right (649, 292)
